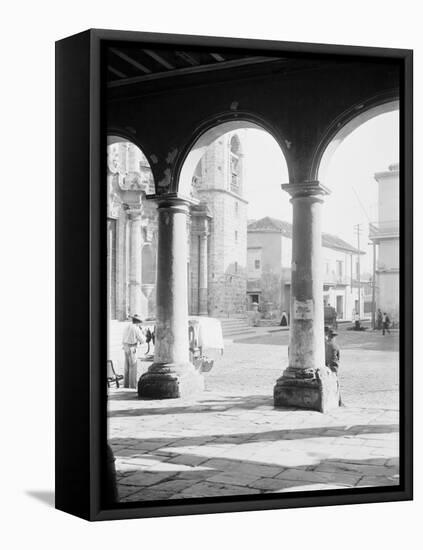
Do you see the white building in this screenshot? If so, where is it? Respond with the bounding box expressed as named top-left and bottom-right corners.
top-left (247, 217), bottom-right (365, 322)
top-left (369, 163), bottom-right (400, 322)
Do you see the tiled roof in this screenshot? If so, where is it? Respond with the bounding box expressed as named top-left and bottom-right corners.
top-left (247, 216), bottom-right (364, 254)
top-left (321, 232), bottom-right (365, 254)
top-left (247, 217), bottom-right (293, 237)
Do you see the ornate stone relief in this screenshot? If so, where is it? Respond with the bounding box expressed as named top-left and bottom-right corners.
top-left (107, 142), bottom-right (155, 193)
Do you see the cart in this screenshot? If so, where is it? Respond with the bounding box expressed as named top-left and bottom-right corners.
top-left (188, 316), bottom-right (224, 373)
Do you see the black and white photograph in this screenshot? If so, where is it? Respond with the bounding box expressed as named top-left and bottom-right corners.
top-left (3, 0), bottom-right (421, 544)
top-left (104, 38), bottom-right (407, 506)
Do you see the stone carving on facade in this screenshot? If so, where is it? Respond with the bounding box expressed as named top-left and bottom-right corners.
top-left (119, 168), bottom-right (153, 192)
top-left (120, 171), bottom-right (142, 191)
top-left (107, 189), bottom-right (121, 219)
top-left (191, 175), bottom-right (202, 198)
top-left (107, 143), bottom-right (126, 189)
top-left (107, 144), bottom-right (124, 175)
top-left (107, 158), bottom-right (122, 219)
top-left (142, 223), bottom-right (155, 244)
top-left (108, 141), bottom-right (155, 193)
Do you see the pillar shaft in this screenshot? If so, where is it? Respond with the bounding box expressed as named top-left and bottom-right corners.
top-left (274, 182), bottom-right (339, 413)
top-left (154, 200), bottom-right (190, 365)
top-left (128, 208), bottom-right (142, 316)
top-left (198, 232), bottom-right (209, 315)
top-left (138, 195), bottom-right (204, 399)
top-left (289, 193), bottom-right (325, 370)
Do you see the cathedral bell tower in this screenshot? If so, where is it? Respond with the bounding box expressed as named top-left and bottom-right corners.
top-left (189, 132), bottom-right (248, 317)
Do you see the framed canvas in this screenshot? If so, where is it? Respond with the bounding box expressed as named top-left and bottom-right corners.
top-left (55, 29), bottom-right (413, 521)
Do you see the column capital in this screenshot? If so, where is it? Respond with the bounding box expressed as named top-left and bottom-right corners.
top-left (147, 192), bottom-right (199, 210)
top-left (282, 181), bottom-right (331, 200)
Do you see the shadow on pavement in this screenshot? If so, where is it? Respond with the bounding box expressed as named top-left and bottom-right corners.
top-left (110, 443), bottom-right (399, 503)
top-left (110, 423), bottom-right (398, 449)
top-left (108, 393), bottom-right (274, 417)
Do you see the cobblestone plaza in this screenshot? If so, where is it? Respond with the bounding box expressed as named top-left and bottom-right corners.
top-left (108, 328), bottom-right (399, 502)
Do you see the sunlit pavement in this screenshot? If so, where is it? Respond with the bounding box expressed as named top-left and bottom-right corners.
top-left (108, 330), bottom-right (399, 502)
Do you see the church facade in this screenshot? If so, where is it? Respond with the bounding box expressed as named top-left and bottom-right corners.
top-left (107, 132), bottom-right (248, 326)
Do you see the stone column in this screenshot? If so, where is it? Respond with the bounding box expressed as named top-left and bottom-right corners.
top-left (138, 195), bottom-right (204, 398)
top-left (198, 226), bottom-right (209, 316)
top-left (274, 182), bottom-right (339, 412)
top-left (127, 206), bottom-right (143, 316)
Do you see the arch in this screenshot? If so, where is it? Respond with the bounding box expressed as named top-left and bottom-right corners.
top-left (107, 132), bottom-right (149, 157)
top-left (312, 95), bottom-right (399, 183)
top-left (175, 113), bottom-right (290, 196)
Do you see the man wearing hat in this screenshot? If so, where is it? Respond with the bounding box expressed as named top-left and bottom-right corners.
top-left (325, 328), bottom-right (340, 373)
top-left (122, 314), bottom-right (146, 389)
top-left (325, 328), bottom-right (343, 406)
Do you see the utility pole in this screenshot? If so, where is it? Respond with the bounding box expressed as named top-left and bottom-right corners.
top-left (354, 224), bottom-right (362, 318)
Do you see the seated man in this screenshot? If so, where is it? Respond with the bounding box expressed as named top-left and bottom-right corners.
top-left (325, 329), bottom-right (343, 406)
top-left (325, 329), bottom-right (340, 373)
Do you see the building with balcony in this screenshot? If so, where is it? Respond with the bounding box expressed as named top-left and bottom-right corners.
top-left (247, 217), bottom-right (365, 322)
top-left (369, 163), bottom-right (400, 321)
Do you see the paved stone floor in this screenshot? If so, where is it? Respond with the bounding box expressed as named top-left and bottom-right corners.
top-left (108, 329), bottom-right (400, 502)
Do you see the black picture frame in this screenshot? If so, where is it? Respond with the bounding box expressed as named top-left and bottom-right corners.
top-left (55, 28), bottom-right (413, 521)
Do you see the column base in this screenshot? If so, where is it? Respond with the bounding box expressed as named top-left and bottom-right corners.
top-left (138, 362), bottom-right (204, 399)
top-left (274, 366), bottom-right (340, 413)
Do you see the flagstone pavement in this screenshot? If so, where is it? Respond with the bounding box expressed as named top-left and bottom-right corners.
top-left (108, 331), bottom-right (400, 502)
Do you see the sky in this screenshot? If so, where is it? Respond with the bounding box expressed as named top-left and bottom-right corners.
top-left (240, 111), bottom-right (399, 273)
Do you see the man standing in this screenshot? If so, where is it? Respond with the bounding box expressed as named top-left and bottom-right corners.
top-left (382, 312), bottom-right (391, 336)
top-left (122, 314), bottom-right (145, 388)
top-left (377, 308), bottom-right (383, 330)
top-left (325, 329), bottom-right (343, 406)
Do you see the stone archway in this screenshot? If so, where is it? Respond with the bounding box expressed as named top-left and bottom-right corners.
top-left (313, 100), bottom-right (400, 330)
top-left (177, 116), bottom-right (289, 196)
top-left (138, 118), bottom-right (290, 399)
top-left (177, 118), bottom-right (290, 320)
top-left (312, 98), bottom-right (399, 184)
top-left (106, 135), bottom-right (156, 321)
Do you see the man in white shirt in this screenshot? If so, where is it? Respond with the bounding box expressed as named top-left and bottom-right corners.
top-left (122, 314), bottom-right (145, 388)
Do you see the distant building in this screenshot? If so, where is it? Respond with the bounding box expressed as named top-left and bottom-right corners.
top-left (247, 217), bottom-right (365, 322)
top-left (369, 163), bottom-right (400, 321)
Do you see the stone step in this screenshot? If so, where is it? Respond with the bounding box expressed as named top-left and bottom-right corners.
top-left (219, 318), bottom-right (249, 325)
top-left (224, 329), bottom-right (255, 338)
top-left (222, 323), bottom-right (252, 330)
top-left (218, 318), bottom-right (252, 337)
top-left (109, 317), bottom-right (254, 344)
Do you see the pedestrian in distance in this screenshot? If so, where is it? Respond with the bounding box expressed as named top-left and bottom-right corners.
top-left (382, 312), bottom-right (391, 336)
top-left (280, 310), bottom-right (289, 327)
top-left (377, 308), bottom-right (383, 330)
